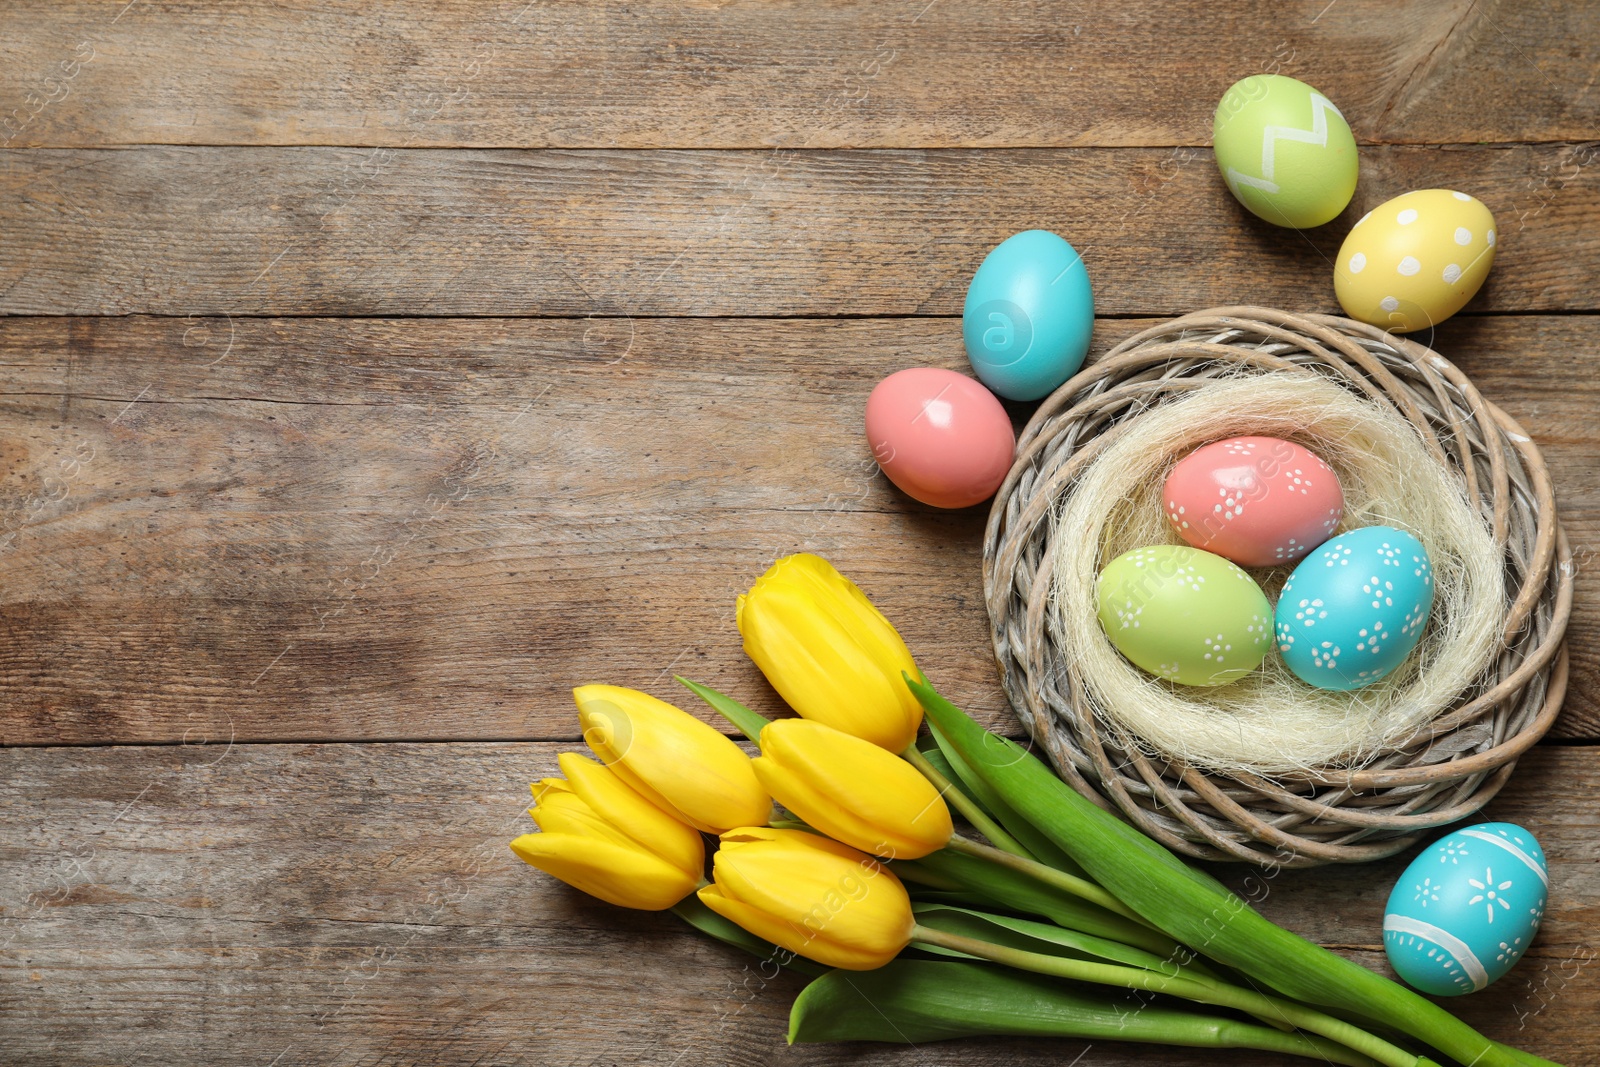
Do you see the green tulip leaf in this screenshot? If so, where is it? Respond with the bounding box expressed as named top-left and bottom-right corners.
top-left (906, 888), bottom-right (1002, 910)
top-left (911, 902), bottom-right (1188, 975)
top-left (675, 675), bottom-right (769, 745)
top-left (789, 959), bottom-right (1381, 1064)
top-left (926, 720), bottom-right (1086, 877)
top-left (892, 848), bottom-right (1172, 958)
top-left (903, 675), bottom-right (1540, 1067)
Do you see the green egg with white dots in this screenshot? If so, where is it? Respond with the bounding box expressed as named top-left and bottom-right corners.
top-left (1096, 545), bottom-right (1274, 686)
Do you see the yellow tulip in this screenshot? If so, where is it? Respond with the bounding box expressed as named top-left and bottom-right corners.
top-left (575, 684), bottom-right (772, 833)
top-left (736, 553), bottom-right (922, 752)
top-left (753, 718), bottom-right (952, 860)
top-left (508, 753), bottom-right (705, 911)
top-left (531, 777), bottom-right (569, 804)
top-left (697, 827), bottom-right (914, 970)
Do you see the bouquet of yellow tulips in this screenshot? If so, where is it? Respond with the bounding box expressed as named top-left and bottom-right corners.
top-left (511, 553), bottom-right (1559, 1067)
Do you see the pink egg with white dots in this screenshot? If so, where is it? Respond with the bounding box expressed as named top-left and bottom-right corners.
top-left (1162, 436), bottom-right (1344, 568)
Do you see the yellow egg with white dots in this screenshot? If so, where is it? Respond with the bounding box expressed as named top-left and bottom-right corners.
top-left (1334, 189), bottom-right (1497, 333)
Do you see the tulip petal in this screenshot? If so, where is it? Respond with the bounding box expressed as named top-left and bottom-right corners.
top-left (711, 829), bottom-right (914, 965)
top-left (698, 885), bottom-right (899, 971)
top-left (531, 778), bottom-right (573, 803)
top-left (510, 833), bottom-right (698, 911)
top-left (753, 756), bottom-right (928, 860)
top-left (797, 556), bottom-right (911, 665)
top-left (574, 684), bottom-right (772, 833)
top-left (559, 752), bottom-right (706, 880)
top-left (756, 719), bottom-right (952, 860)
top-left (720, 825), bottom-right (869, 861)
top-left (696, 885), bottom-right (809, 955)
top-left (738, 554), bottom-right (922, 752)
top-left (531, 791), bottom-right (644, 851)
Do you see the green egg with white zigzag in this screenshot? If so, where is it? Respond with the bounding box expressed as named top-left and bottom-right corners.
top-left (1213, 74), bottom-right (1358, 229)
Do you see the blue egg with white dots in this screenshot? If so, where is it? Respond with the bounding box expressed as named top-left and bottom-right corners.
top-left (1274, 525), bottom-right (1433, 691)
top-left (962, 230), bottom-right (1094, 401)
top-left (1384, 822), bottom-right (1547, 996)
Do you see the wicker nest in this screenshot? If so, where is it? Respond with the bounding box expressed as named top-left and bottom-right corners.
top-left (983, 307), bottom-right (1572, 867)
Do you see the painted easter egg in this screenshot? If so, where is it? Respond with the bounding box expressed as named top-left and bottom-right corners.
top-left (1335, 189), bottom-right (1497, 332)
top-left (1274, 526), bottom-right (1433, 691)
top-left (865, 367), bottom-right (1016, 509)
top-left (1097, 545), bottom-right (1274, 687)
top-left (1163, 436), bottom-right (1344, 567)
top-left (962, 230), bottom-right (1094, 401)
top-left (1213, 75), bottom-right (1358, 229)
top-left (1384, 822), bottom-right (1548, 996)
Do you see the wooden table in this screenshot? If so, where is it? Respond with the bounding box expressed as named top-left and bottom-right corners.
top-left (2, 3), bottom-right (1597, 1063)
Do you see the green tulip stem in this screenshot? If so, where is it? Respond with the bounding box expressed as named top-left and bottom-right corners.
top-left (942, 833), bottom-right (1154, 931)
top-left (1493, 1046), bottom-right (1563, 1067)
top-left (901, 744), bottom-right (1031, 857)
top-left (909, 924), bottom-right (1424, 1067)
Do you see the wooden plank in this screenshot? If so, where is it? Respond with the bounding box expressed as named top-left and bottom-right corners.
top-left (0, 742), bottom-right (1593, 1066)
top-left (1, 2), bottom-right (1596, 149)
top-left (2, 143), bottom-right (1598, 317)
top-left (0, 313), bottom-right (1594, 746)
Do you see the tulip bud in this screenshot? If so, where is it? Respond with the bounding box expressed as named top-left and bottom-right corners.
top-left (736, 553), bottom-right (923, 752)
top-left (509, 753), bottom-right (705, 911)
top-left (754, 719), bottom-right (952, 860)
top-left (575, 684), bottom-right (772, 833)
top-left (697, 827), bottom-right (914, 970)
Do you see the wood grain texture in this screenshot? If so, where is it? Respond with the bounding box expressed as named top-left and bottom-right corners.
top-left (0, 741), bottom-right (1595, 1067)
top-left (1, 1), bottom-right (1596, 149)
top-left (0, 313), bottom-right (1595, 746)
top-left (3, 143), bottom-right (1598, 317)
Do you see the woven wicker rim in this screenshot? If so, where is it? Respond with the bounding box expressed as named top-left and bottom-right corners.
top-left (983, 307), bottom-right (1572, 867)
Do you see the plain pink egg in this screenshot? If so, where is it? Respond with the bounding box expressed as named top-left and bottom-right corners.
top-left (1163, 436), bottom-right (1344, 567)
top-left (865, 368), bottom-right (1016, 509)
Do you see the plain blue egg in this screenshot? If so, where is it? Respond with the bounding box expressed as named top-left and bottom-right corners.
top-left (1274, 525), bottom-right (1434, 690)
top-left (962, 230), bottom-right (1094, 401)
top-left (1384, 822), bottom-right (1547, 996)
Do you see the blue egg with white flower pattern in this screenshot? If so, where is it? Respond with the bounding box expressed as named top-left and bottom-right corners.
top-left (1273, 525), bottom-right (1433, 691)
top-left (1384, 822), bottom-right (1547, 996)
